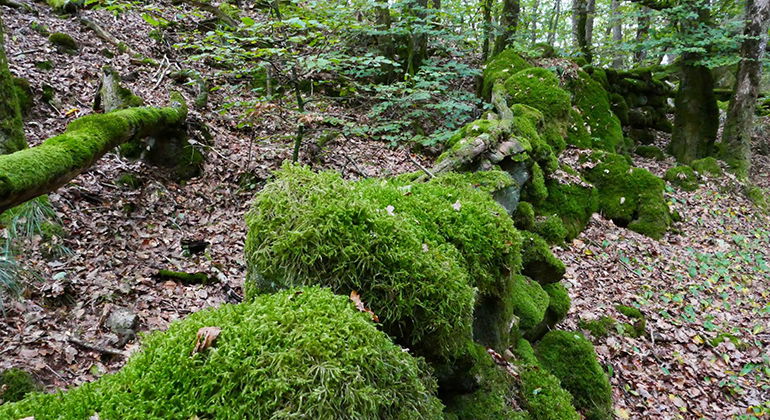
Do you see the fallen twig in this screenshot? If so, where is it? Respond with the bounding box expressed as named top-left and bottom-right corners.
top-left (68, 335), bottom-right (127, 357)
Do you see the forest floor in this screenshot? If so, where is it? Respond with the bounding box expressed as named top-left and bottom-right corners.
top-left (1, 2), bottom-right (769, 419)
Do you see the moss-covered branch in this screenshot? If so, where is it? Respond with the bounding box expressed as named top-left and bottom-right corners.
top-left (0, 96), bottom-right (187, 213)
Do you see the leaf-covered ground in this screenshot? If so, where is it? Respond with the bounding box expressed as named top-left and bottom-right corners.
top-left (1, 2), bottom-right (769, 418)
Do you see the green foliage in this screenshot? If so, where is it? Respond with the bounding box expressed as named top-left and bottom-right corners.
top-left (244, 164), bottom-right (521, 360)
top-left (535, 331), bottom-right (613, 420)
top-left (0, 287), bottom-right (444, 419)
top-left (746, 185), bottom-right (769, 212)
top-left (665, 165), bottom-right (699, 191)
top-left (0, 369), bottom-right (40, 404)
top-left (48, 32), bottom-right (78, 54)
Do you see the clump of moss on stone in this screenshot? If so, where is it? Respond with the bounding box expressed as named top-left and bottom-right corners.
top-left (538, 179), bottom-right (599, 241)
top-left (581, 151), bottom-right (671, 239)
top-left (635, 145), bottom-right (665, 161)
top-left (482, 49), bottom-right (532, 99)
top-left (519, 365), bottom-right (580, 420)
top-left (533, 214), bottom-right (568, 245)
top-left (510, 275), bottom-right (549, 332)
top-left (514, 201), bottom-right (536, 231)
top-left (445, 343), bottom-right (519, 420)
top-left (609, 93), bottom-right (629, 126)
top-left (520, 232), bottom-right (565, 284)
top-left (0, 288), bottom-right (444, 419)
top-left (48, 32), bottom-right (78, 54)
top-left (578, 316), bottom-right (616, 338)
top-left (0, 369), bottom-right (40, 404)
top-left (510, 104), bottom-right (559, 173)
top-left (568, 70), bottom-right (624, 152)
top-left (664, 165), bottom-right (699, 191)
top-left (746, 185), bottom-right (769, 212)
top-left (115, 173), bottom-right (141, 189)
top-left (525, 282), bottom-right (572, 341)
top-left (12, 78), bottom-right (33, 116)
top-left (244, 164), bottom-right (521, 360)
top-left (523, 162), bottom-right (548, 204)
top-left (535, 331), bottom-right (613, 420)
top-left (34, 60), bottom-right (54, 71)
top-left (615, 304), bottom-right (646, 338)
top-left (690, 157), bottom-right (723, 177)
top-left (567, 108), bottom-right (592, 148)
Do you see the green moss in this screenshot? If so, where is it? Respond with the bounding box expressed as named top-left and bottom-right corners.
top-left (535, 331), bottom-right (612, 420)
top-left (543, 282), bottom-right (570, 324)
top-left (519, 366), bottom-right (580, 420)
top-left (174, 143), bottom-right (204, 180)
top-left (482, 49), bottom-right (532, 99)
top-left (634, 145), bottom-right (665, 160)
top-left (504, 68), bottom-right (571, 123)
top-left (569, 71), bottom-right (624, 152)
top-left (615, 305), bottom-right (646, 338)
top-left (609, 93), bottom-right (629, 126)
top-left (510, 105), bottom-right (559, 172)
top-left (48, 32), bottom-right (78, 54)
top-left (567, 109), bottom-right (592, 148)
top-left (244, 165), bottom-right (521, 360)
top-left (0, 288), bottom-right (444, 419)
top-left (0, 105), bottom-right (187, 208)
top-left (520, 232), bottom-right (565, 285)
top-left (514, 338), bottom-right (539, 366)
top-left (523, 162), bottom-right (548, 204)
top-left (34, 60), bottom-right (54, 71)
top-left (510, 275), bottom-right (549, 332)
top-left (690, 157), bottom-right (723, 177)
top-left (12, 78), bottom-right (33, 116)
top-left (538, 179), bottom-right (599, 241)
top-left (0, 369), bottom-right (40, 404)
top-left (514, 201), bottom-right (536, 231)
top-left (445, 343), bottom-right (518, 420)
top-left (115, 173), bottom-right (141, 189)
top-left (30, 22), bottom-right (50, 36)
top-left (615, 304), bottom-right (642, 319)
top-left (47, 0), bottom-right (82, 12)
top-left (533, 215), bottom-right (567, 245)
top-left (746, 185), bottom-right (769, 212)
top-left (664, 165), bottom-right (699, 191)
top-left (41, 84), bottom-right (55, 103)
top-left (157, 270), bottom-right (212, 285)
top-left (578, 316), bottom-right (616, 338)
top-left (582, 151), bottom-right (671, 239)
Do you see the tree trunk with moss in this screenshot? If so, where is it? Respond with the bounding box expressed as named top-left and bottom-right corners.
top-left (0, 17), bottom-right (27, 155)
top-left (0, 97), bottom-right (187, 213)
top-left (720, 0), bottom-right (770, 177)
top-left (493, 0), bottom-right (520, 55)
top-left (572, 0), bottom-right (592, 63)
top-left (670, 61), bottom-right (719, 163)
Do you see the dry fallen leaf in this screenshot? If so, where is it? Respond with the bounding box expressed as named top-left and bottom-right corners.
top-left (192, 326), bottom-right (221, 355)
top-left (349, 291), bottom-right (379, 322)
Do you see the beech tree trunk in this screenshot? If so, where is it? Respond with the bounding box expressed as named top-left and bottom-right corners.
top-left (572, 0), bottom-right (592, 62)
top-left (0, 16), bottom-right (27, 155)
top-left (481, 0), bottom-right (493, 61)
top-left (670, 59), bottom-right (719, 163)
top-left (0, 97), bottom-right (187, 213)
top-left (493, 0), bottom-right (520, 55)
top-left (546, 0), bottom-right (561, 47)
top-left (635, 6), bottom-right (650, 63)
top-left (611, 0), bottom-right (623, 68)
top-left (529, 0), bottom-right (540, 45)
top-left (720, 0), bottom-right (770, 177)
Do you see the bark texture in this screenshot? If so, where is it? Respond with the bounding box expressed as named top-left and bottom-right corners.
top-left (493, 0), bottom-right (520, 55)
top-left (720, 0), bottom-right (770, 177)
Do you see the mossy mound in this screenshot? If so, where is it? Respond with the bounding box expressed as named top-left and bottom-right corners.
top-left (533, 214), bottom-right (568, 245)
top-left (664, 165), bottom-right (699, 191)
top-left (690, 157), bottom-right (723, 177)
top-left (538, 179), bottom-right (599, 241)
top-left (568, 70), bottom-right (625, 152)
top-left (535, 331), bottom-right (613, 420)
top-left (578, 316), bottom-right (617, 338)
top-left (510, 275), bottom-right (549, 332)
top-left (0, 369), bottom-right (40, 404)
top-left (0, 287), bottom-right (444, 419)
top-left (244, 164), bottom-right (522, 359)
top-left (48, 32), bottom-right (78, 54)
top-left (519, 366), bottom-right (580, 420)
top-left (520, 232), bottom-right (565, 284)
top-left (581, 151), bottom-right (671, 239)
top-left (634, 145), bottom-right (665, 161)
top-left (482, 49), bottom-right (532, 99)
top-left (12, 78), bottom-right (33, 116)
top-left (514, 201), bottom-right (536, 231)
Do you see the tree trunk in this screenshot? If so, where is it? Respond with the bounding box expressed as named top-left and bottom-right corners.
top-left (493, 0), bottom-right (520, 55)
top-left (586, 0), bottom-right (595, 48)
top-left (0, 16), bottom-right (27, 155)
top-left (572, 0), bottom-right (592, 62)
top-left (634, 6), bottom-right (650, 63)
top-left (0, 97), bottom-right (188, 213)
top-left (670, 60), bottom-right (719, 163)
top-left (547, 0), bottom-right (561, 47)
top-left (530, 0), bottom-right (540, 45)
top-left (407, 0), bottom-right (429, 75)
top-left (611, 0), bottom-right (623, 68)
top-left (481, 0), bottom-right (493, 61)
top-left (720, 0), bottom-right (770, 177)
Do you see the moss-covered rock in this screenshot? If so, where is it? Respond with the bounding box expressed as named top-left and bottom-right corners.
top-left (510, 105), bottom-right (559, 173)
top-left (525, 282), bottom-right (572, 341)
top-left (48, 32), bottom-right (78, 54)
top-left (690, 157), bottom-right (723, 177)
top-left (535, 331), bottom-right (613, 420)
top-left (244, 164), bottom-right (522, 360)
top-left (616, 304), bottom-right (646, 338)
top-left (482, 49), bottom-right (532, 99)
top-left (581, 151), bottom-right (671, 239)
top-left (0, 288), bottom-right (445, 419)
top-left (510, 275), bottom-right (549, 332)
top-left (520, 232), bottom-right (565, 284)
top-left (519, 365), bottom-right (580, 420)
top-left (568, 70), bottom-right (625, 152)
top-left (514, 201), bottom-right (536, 231)
top-left (578, 316), bottom-right (616, 338)
top-left (538, 179), bottom-right (599, 241)
top-left (634, 145), bottom-right (665, 160)
top-left (523, 162), bottom-right (548, 204)
top-left (0, 368), bottom-right (40, 404)
top-left (567, 108), bottom-right (592, 149)
top-left (664, 165), bottom-right (699, 191)
top-left (533, 214), bottom-right (568, 245)
top-left (12, 78), bottom-right (33, 116)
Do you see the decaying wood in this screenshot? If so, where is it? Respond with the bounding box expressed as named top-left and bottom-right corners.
top-left (68, 335), bottom-right (127, 357)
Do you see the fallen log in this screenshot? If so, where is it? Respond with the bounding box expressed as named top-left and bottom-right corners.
top-left (0, 94), bottom-right (187, 213)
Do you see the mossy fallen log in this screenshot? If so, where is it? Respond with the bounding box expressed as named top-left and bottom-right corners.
top-left (0, 95), bottom-right (187, 213)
